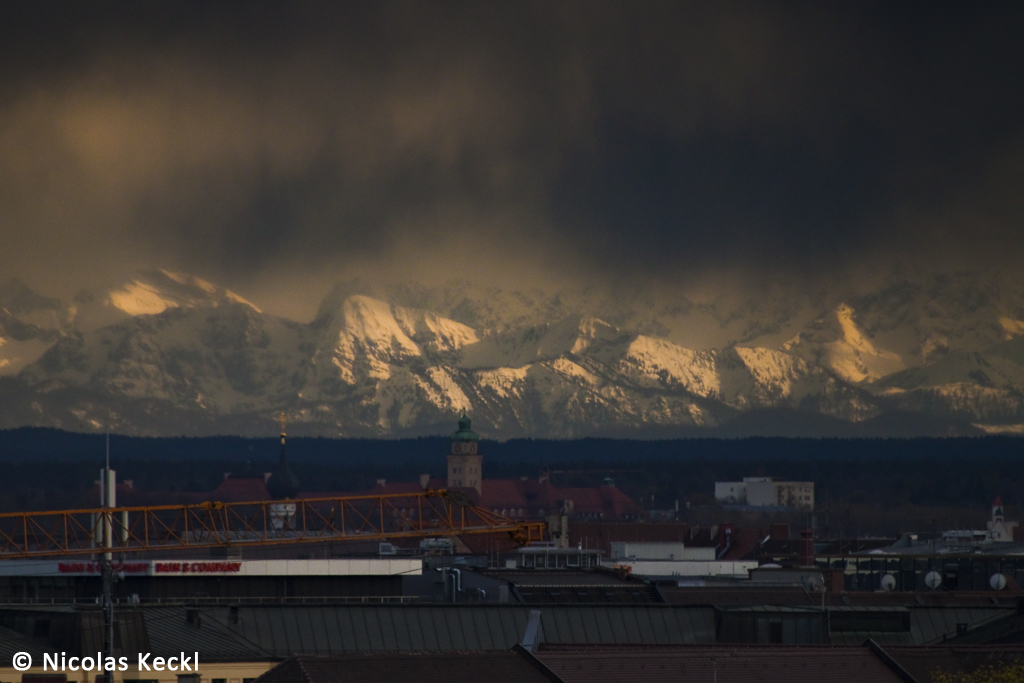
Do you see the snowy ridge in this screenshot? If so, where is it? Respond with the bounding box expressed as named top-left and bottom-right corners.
top-left (784, 303), bottom-right (905, 383)
top-left (618, 336), bottom-right (720, 397)
top-left (458, 316), bottom-right (626, 369)
top-left (108, 270), bottom-right (261, 316)
top-left (310, 295), bottom-right (478, 387)
top-left (4, 270), bottom-right (1024, 437)
top-left (393, 307), bottom-right (479, 352)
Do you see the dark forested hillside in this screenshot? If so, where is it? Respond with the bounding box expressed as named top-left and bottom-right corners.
top-left (0, 428), bottom-right (1021, 515)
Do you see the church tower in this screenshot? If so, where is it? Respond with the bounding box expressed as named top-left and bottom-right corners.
top-left (447, 414), bottom-right (482, 495)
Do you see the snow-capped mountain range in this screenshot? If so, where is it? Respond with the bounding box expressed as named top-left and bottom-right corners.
top-left (1, 268), bottom-right (1023, 438)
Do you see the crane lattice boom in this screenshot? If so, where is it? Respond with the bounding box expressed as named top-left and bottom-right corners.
top-left (0, 490), bottom-right (545, 559)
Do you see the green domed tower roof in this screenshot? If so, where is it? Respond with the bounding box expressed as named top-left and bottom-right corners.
top-left (450, 414), bottom-right (479, 442)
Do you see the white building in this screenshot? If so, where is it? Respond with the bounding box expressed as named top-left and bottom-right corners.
top-left (609, 542), bottom-right (715, 562)
top-left (715, 477), bottom-right (814, 510)
top-left (942, 496), bottom-right (1019, 546)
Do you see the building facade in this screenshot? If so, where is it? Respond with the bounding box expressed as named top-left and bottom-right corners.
top-left (715, 477), bottom-right (815, 510)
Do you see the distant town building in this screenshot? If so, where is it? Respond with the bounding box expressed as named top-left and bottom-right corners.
top-left (941, 496), bottom-right (1018, 546)
top-left (205, 415), bottom-right (644, 522)
top-left (715, 477), bottom-right (815, 510)
top-left (988, 496), bottom-right (1018, 542)
top-left (347, 415), bottom-right (646, 523)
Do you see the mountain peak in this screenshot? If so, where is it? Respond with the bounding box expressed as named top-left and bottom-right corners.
top-left (106, 270), bottom-right (261, 316)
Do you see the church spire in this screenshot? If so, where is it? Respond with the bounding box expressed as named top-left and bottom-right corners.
top-left (279, 410), bottom-right (287, 461)
top-left (267, 411), bottom-right (299, 499)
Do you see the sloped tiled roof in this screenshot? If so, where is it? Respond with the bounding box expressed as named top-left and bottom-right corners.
top-left (0, 624), bottom-right (50, 663)
top-left (881, 644), bottom-right (1024, 683)
top-left (537, 645), bottom-right (907, 683)
top-left (143, 606), bottom-right (278, 661)
top-left (255, 650), bottom-right (564, 683)
top-left (135, 604), bottom-right (717, 656)
top-left (513, 584), bottom-right (663, 604)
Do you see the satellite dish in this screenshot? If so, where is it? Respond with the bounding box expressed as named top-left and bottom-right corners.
top-left (990, 573), bottom-right (1008, 591)
top-left (925, 571), bottom-right (943, 590)
top-left (880, 574), bottom-right (896, 592)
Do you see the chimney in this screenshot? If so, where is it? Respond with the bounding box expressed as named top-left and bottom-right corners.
top-left (420, 473), bottom-right (431, 489)
top-left (798, 527), bottom-right (814, 567)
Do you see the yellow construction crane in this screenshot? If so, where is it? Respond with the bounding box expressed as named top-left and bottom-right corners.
top-left (0, 490), bottom-right (545, 682)
top-left (0, 489), bottom-right (546, 558)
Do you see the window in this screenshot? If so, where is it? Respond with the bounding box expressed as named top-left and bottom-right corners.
top-left (212, 679), bottom-right (228, 683)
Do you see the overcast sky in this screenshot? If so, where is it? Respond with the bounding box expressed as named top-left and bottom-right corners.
top-left (1, 2), bottom-right (1023, 320)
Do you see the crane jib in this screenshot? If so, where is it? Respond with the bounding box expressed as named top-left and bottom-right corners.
top-left (0, 490), bottom-right (546, 558)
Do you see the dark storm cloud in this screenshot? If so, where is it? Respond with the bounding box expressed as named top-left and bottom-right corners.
top-left (0, 2), bottom-right (1023, 317)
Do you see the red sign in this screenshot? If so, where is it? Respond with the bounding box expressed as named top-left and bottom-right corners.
top-left (154, 562), bottom-right (242, 574)
top-left (58, 561), bottom-right (149, 574)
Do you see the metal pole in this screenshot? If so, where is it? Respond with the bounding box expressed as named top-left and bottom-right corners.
top-left (102, 557), bottom-right (113, 681)
top-left (101, 435), bottom-right (114, 682)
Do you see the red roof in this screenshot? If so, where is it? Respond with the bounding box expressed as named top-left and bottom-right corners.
top-left (210, 476), bottom-right (270, 502)
top-left (479, 479), bottom-right (643, 519)
top-left (201, 474), bottom-right (642, 522)
top-left (309, 478), bottom-right (643, 520)
top-left (721, 527), bottom-right (764, 560)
